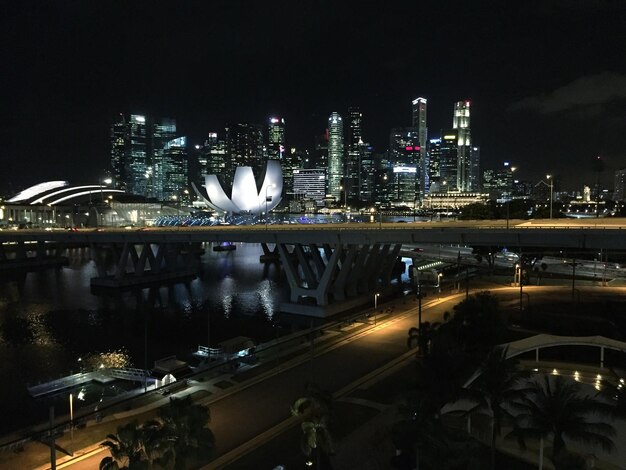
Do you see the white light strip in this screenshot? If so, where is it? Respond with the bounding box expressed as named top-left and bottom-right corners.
top-left (9, 181), bottom-right (68, 202)
top-left (31, 185), bottom-right (103, 204)
top-left (49, 189), bottom-right (124, 205)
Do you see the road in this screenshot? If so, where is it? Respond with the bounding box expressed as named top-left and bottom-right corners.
top-left (34, 284), bottom-right (626, 469)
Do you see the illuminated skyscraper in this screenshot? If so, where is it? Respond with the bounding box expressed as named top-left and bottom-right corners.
top-left (389, 128), bottom-right (420, 206)
top-left (198, 133), bottom-right (227, 178)
top-left (155, 136), bottom-right (188, 202)
top-left (412, 97), bottom-right (429, 198)
top-left (346, 107), bottom-right (363, 201)
top-left (453, 100), bottom-right (472, 191)
top-left (268, 117), bottom-right (285, 159)
top-left (110, 114), bottom-right (177, 198)
top-left (439, 130), bottom-right (459, 191)
top-left (226, 123), bottom-right (265, 182)
top-left (327, 112), bottom-right (344, 202)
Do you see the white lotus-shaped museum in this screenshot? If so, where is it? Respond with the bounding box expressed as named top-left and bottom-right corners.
top-left (197, 160), bottom-right (283, 215)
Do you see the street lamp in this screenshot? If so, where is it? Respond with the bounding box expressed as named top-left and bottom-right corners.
top-left (69, 393), bottom-right (74, 455)
top-left (547, 175), bottom-right (553, 219)
top-left (265, 184), bottom-right (276, 229)
top-left (374, 293), bottom-right (380, 325)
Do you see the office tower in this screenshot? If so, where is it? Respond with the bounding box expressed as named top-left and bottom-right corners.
top-left (453, 100), bottom-right (472, 191)
top-left (346, 107), bottom-right (363, 201)
top-left (470, 146), bottom-right (481, 191)
top-left (150, 118), bottom-right (177, 198)
top-left (110, 114), bottom-right (177, 198)
top-left (359, 143), bottom-right (374, 202)
top-left (293, 168), bottom-right (326, 205)
top-left (439, 130), bottom-right (459, 191)
top-left (327, 112), bottom-right (344, 202)
top-left (373, 152), bottom-right (393, 206)
top-left (427, 138), bottom-right (442, 191)
top-left (226, 123), bottom-right (265, 181)
top-left (282, 147), bottom-right (305, 201)
top-left (614, 169), bottom-right (626, 202)
top-left (311, 133), bottom-right (328, 169)
top-left (389, 128), bottom-right (420, 206)
top-left (483, 162), bottom-right (514, 199)
top-left (412, 97), bottom-right (429, 198)
top-left (198, 133), bottom-right (228, 179)
top-left (154, 136), bottom-right (188, 202)
top-left (268, 117), bottom-right (286, 159)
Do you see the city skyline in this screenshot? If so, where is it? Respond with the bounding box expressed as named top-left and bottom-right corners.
top-left (2, 1), bottom-right (626, 194)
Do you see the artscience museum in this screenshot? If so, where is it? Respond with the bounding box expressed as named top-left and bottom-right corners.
top-left (195, 160), bottom-right (283, 215)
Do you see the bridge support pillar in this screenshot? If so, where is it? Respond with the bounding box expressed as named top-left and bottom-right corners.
top-left (278, 242), bottom-right (403, 315)
top-left (90, 241), bottom-right (199, 289)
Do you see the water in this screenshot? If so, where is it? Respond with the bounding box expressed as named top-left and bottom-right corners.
top-left (0, 243), bottom-right (289, 435)
top-left (0, 218), bottom-right (420, 435)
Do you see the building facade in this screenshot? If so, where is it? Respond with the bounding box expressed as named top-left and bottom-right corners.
top-left (412, 97), bottom-right (429, 198)
top-left (268, 117), bottom-right (285, 159)
top-left (453, 101), bottom-right (472, 191)
top-left (346, 107), bottom-right (363, 202)
top-left (327, 112), bottom-right (344, 203)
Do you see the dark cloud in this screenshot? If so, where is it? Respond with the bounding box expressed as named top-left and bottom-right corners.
top-left (510, 73), bottom-right (626, 114)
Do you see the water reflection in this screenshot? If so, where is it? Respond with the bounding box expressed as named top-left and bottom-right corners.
top-left (0, 242), bottom-right (288, 434)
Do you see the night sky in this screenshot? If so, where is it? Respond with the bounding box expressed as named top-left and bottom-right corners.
top-left (2, 1), bottom-right (626, 195)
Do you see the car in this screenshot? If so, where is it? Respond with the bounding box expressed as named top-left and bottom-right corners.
top-left (67, 227), bottom-right (78, 232)
top-left (411, 247), bottom-right (424, 252)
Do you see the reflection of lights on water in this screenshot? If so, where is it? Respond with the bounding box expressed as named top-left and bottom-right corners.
top-left (258, 280), bottom-right (274, 320)
top-left (77, 389), bottom-right (86, 401)
top-left (223, 295), bottom-right (233, 319)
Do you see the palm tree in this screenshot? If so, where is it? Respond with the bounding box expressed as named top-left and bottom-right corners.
top-left (291, 382), bottom-right (334, 468)
top-left (407, 321), bottom-right (440, 357)
top-left (510, 375), bottom-right (616, 468)
top-left (156, 396), bottom-right (215, 469)
top-left (463, 346), bottom-right (531, 470)
top-left (100, 421), bottom-right (150, 470)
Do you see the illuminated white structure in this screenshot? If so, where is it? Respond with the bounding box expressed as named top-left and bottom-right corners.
top-left (199, 160), bottom-right (283, 215)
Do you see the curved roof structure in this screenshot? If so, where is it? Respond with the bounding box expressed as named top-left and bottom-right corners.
top-left (202, 160), bottom-right (283, 215)
top-left (7, 181), bottom-right (125, 206)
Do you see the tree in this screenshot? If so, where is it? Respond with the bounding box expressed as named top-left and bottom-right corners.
top-left (407, 321), bottom-right (440, 358)
top-left (463, 346), bottom-right (531, 470)
top-left (291, 382), bottom-right (335, 468)
top-left (510, 375), bottom-right (616, 467)
top-left (100, 421), bottom-right (150, 470)
top-left (155, 396), bottom-right (215, 469)
top-left (451, 291), bottom-right (505, 360)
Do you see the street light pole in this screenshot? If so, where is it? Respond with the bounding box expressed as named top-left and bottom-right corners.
top-left (547, 175), bottom-right (553, 219)
top-left (374, 293), bottom-right (380, 325)
top-left (69, 393), bottom-right (74, 455)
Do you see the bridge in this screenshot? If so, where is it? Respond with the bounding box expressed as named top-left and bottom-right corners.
top-left (3, 219), bottom-right (626, 317)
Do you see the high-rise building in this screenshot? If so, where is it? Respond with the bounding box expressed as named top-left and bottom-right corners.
top-left (614, 169), bottom-right (626, 202)
top-left (346, 107), bottom-right (363, 201)
top-left (293, 168), bottom-right (326, 206)
top-left (439, 130), bottom-right (459, 191)
top-left (389, 128), bottom-right (420, 206)
top-left (110, 114), bottom-right (178, 198)
top-left (427, 138), bottom-right (442, 191)
top-left (412, 97), bottom-right (429, 198)
top-left (453, 100), bottom-right (472, 191)
top-left (198, 133), bottom-right (227, 179)
top-left (359, 143), bottom-right (374, 202)
top-left (470, 146), bottom-right (481, 191)
top-left (155, 136), bottom-right (188, 202)
top-left (282, 147), bottom-right (307, 201)
top-left (150, 118), bottom-right (177, 198)
top-left (483, 162), bottom-right (514, 200)
top-left (327, 112), bottom-right (344, 202)
top-left (268, 117), bottom-right (285, 159)
top-left (226, 123), bottom-right (265, 182)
